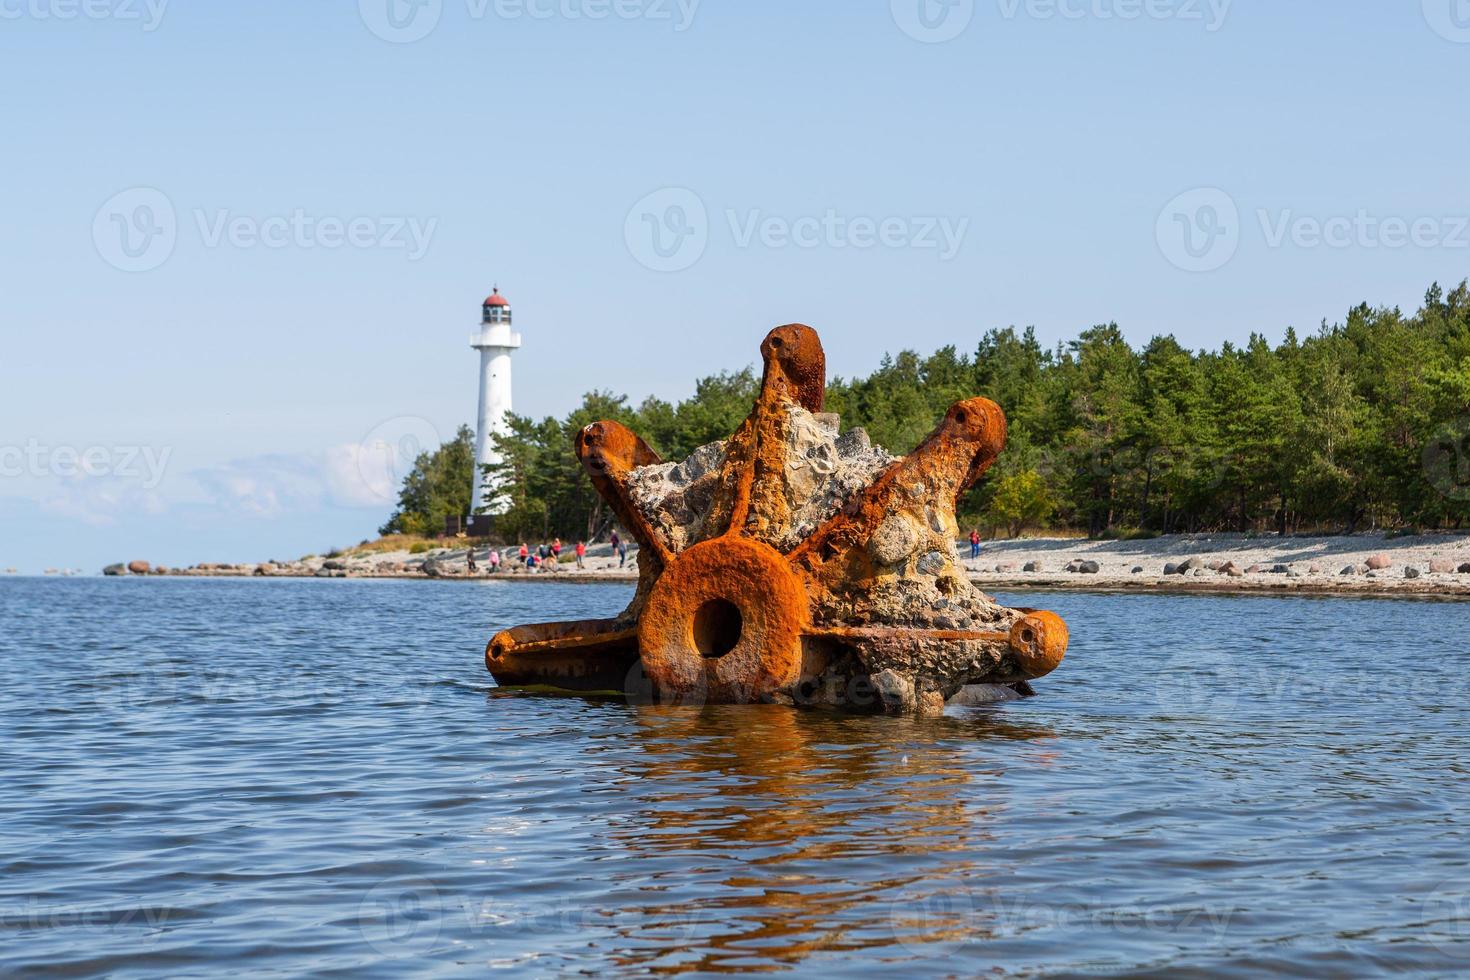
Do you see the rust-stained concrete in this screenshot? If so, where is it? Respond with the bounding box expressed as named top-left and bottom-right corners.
top-left (486, 324), bottom-right (1070, 715)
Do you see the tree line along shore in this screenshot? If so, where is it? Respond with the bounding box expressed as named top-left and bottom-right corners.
top-left (380, 280), bottom-right (1470, 547)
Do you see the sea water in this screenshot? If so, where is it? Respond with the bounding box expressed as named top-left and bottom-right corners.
top-left (2, 576), bottom-right (1467, 975)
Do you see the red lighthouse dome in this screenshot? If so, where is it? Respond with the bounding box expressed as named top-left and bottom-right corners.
top-left (482, 287), bottom-right (511, 324)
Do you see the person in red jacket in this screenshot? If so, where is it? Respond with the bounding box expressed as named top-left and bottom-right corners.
top-left (574, 541), bottom-right (587, 569)
top-left (969, 529), bottom-right (982, 560)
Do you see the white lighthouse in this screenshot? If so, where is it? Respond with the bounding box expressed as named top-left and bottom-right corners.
top-left (470, 287), bottom-right (521, 515)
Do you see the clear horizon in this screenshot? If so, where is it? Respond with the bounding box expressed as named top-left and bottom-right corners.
top-left (4, 2), bottom-right (1469, 573)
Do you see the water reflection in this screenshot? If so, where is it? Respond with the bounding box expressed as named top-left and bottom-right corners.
top-left (588, 704), bottom-right (1056, 973)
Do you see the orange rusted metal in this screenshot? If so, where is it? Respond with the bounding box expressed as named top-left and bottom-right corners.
top-left (485, 324), bottom-right (1071, 715)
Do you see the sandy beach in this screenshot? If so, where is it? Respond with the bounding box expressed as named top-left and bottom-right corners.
top-left (111, 531), bottom-right (1470, 598)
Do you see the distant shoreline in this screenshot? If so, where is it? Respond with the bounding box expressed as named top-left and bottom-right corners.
top-left (79, 530), bottom-right (1470, 600)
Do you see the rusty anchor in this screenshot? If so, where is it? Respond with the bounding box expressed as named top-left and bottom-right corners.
top-left (486, 324), bottom-right (1069, 715)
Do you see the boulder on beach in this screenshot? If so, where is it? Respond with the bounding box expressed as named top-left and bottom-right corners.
top-left (1340, 565), bottom-right (1360, 576)
top-left (1461, 563), bottom-right (1470, 575)
top-left (1428, 559), bottom-right (1457, 574)
top-left (1023, 561), bottom-right (1042, 572)
top-left (1131, 566), bottom-right (1144, 574)
top-left (127, 560), bottom-right (151, 575)
top-left (1365, 554), bottom-right (1392, 570)
top-left (1405, 566), bottom-right (1422, 579)
top-left (102, 563), bottom-right (126, 576)
top-left (1163, 562), bottom-right (1180, 576)
top-left (1178, 557), bottom-right (1204, 573)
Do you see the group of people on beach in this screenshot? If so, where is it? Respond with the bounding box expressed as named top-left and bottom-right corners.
top-left (464, 532), bottom-right (630, 575)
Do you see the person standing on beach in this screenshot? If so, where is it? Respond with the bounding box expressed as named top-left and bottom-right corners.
top-left (488, 548), bottom-right (501, 574)
top-left (617, 539), bottom-right (628, 568)
top-left (466, 548), bottom-right (477, 574)
top-left (970, 529), bottom-right (981, 560)
top-left (552, 538), bottom-right (562, 560)
top-left (519, 543), bottom-right (530, 569)
top-left (575, 541), bottom-right (586, 569)
top-left (609, 529), bottom-right (621, 558)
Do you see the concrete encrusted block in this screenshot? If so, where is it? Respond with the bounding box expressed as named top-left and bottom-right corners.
top-left (487, 324), bottom-right (1071, 716)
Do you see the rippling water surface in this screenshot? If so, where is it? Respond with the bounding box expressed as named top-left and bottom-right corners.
top-left (3, 577), bottom-right (1469, 976)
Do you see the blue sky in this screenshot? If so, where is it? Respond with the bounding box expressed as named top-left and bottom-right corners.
top-left (2, 1), bottom-right (1468, 572)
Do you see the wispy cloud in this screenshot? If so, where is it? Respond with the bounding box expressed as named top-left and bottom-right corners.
top-left (190, 441), bottom-right (405, 519)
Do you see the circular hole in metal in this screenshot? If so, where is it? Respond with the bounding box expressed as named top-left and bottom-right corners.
top-left (693, 599), bottom-right (743, 659)
top-left (770, 336), bottom-right (785, 348)
top-left (1020, 628), bottom-right (1036, 646)
top-left (955, 409), bottom-right (968, 424)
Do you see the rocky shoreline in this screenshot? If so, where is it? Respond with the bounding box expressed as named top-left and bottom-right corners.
top-left (94, 531), bottom-right (1470, 598)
